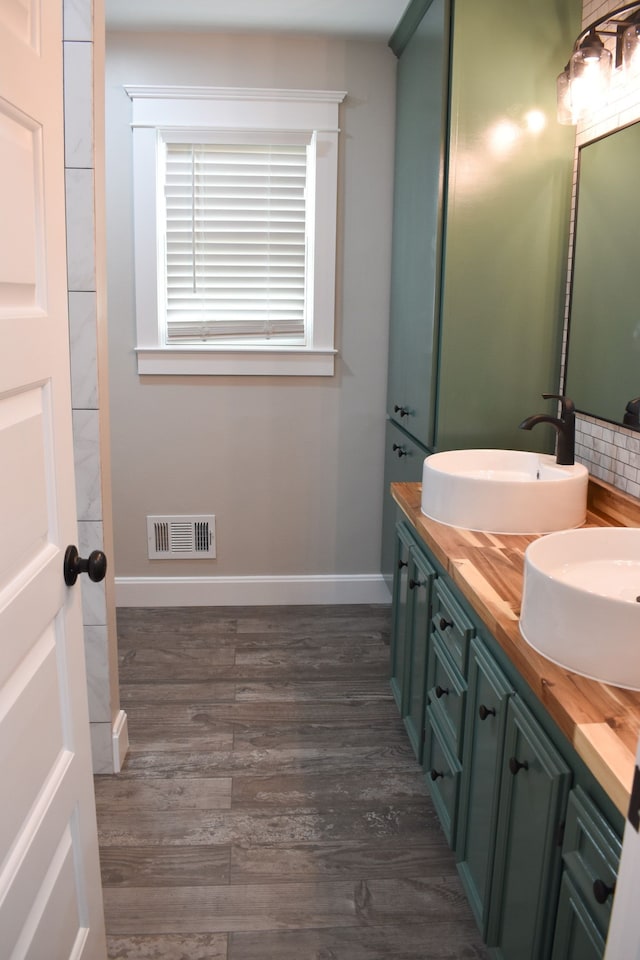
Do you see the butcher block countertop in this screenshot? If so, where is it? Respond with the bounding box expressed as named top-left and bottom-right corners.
top-left (391, 477), bottom-right (640, 816)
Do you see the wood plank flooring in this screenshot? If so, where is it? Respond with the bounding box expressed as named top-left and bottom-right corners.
top-left (96, 605), bottom-right (489, 959)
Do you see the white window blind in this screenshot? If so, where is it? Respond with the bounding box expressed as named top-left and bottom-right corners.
top-left (163, 141), bottom-right (309, 343)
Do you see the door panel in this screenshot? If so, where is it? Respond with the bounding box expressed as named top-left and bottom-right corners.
top-left (0, 4), bottom-right (107, 957)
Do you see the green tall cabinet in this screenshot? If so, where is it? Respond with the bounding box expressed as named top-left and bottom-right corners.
top-left (382, 0), bottom-right (581, 578)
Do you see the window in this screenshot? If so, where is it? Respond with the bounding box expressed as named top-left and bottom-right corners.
top-left (127, 86), bottom-right (346, 376)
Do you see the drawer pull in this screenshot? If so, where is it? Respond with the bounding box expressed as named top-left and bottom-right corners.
top-left (398, 559), bottom-right (408, 570)
top-left (394, 404), bottom-right (410, 418)
top-left (509, 756), bottom-right (529, 776)
top-left (435, 685), bottom-right (450, 699)
top-left (409, 578), bottom-right (423, 590)
top-left (593, 878), bottom-right (615, 904)
top-left (478, 704), bottom-right (496, 721)
top-left (392, 443), bottom-right (408, 458)
top-left (430, 768), bottom-right (444, 781)
top-left (439, 617), bottom-right (453, 631)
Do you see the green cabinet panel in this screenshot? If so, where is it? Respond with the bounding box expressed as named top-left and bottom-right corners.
top-left (551, 873), bottom-right (604, 960)
top-left (403, 544), bottom-right (436, 761)
top-left (389, 522), bottom-right (414, 713)
top-left (424, 709), bottom-right (461, 848)
top-left (426, 635), bottom-right (466, 758)
top-left (550, 786), bottom-right (621, 959)
top-left (457, 637), bottom-right (514, 935)
top-left (381, 420), bottom-right (427, 583)
top-left (488, 697), bottom-right (571, 959)
top-left (387, 0), bottom-right (447, 448)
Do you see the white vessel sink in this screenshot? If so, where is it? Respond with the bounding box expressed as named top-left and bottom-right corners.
top-left (420, 449), bottom-right (588, 534)
top-left (520, 528), bottom-right (640, 690)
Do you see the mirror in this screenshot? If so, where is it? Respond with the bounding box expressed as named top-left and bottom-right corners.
top-left (564, 119), bottom-right (640, 429)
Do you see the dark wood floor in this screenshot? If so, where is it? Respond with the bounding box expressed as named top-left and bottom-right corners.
top-left (95, 605), bottom-right (489, 959)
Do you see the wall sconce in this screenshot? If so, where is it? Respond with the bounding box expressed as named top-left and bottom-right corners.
top-left (557, 2), bottom-right (640, 124)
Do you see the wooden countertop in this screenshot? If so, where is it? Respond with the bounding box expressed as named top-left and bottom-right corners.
top-left (391, 477), bottom-right (640, 816)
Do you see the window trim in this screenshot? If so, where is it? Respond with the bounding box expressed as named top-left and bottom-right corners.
top-left (126, 85), bottom-right (346, 376)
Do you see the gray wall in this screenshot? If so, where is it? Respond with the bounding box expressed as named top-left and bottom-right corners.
top-left (105, 32), bottom-right (397, 595)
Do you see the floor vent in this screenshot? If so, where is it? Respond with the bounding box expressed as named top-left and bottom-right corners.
top-left (147, 515), bottom-right (216, 559)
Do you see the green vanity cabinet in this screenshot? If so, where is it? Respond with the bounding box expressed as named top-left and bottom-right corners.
top-left (388, 514), bottom-right (623, 958)
top-left (487, 696), bottom-right (571, 959)
top-left (457, 637), bottom-right (514, 935)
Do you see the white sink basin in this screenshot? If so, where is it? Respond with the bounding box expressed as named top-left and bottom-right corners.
top-left (421, 449), bottom-right (588, 534)
top-left (520, 528), bottom-right (640, 690)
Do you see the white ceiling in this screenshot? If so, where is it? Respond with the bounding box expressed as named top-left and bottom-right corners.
top-left (104, 0), bottom-right (409, 38)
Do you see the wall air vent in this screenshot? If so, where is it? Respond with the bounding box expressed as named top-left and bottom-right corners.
top-left (147, 515), bottom-right (216, 559)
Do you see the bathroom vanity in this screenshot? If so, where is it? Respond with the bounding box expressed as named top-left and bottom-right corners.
top-left (389, 478), bottom-right (640, 959)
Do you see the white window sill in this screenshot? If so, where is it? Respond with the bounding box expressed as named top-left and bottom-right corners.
top-left (136, 347), bottom-right (337, 377)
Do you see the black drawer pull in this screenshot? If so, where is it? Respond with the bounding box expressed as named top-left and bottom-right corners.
top-left (392, 443), bottom-right (408, 458)
top-left (409, 578), bottom-right (423, 590)
top-left (394, 404), bottom-right (409, 418)
top-left (478, 704), bottom-right (496, 721)
top-left (398, 559), bottom-right (408, 570)
top-left (430, 768), bottom-right (444, 781)
top-left (435, 685), bottom-right (449, 699)
top-left (593, 878), bottom-right (615, 904)
top-left (439, 617), bottom-right (453, 631)
top-left (509, 756), bottom-right (528, 775)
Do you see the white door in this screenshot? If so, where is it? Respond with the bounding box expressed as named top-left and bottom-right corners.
top-left (0, 2), bottom-right (107, 958)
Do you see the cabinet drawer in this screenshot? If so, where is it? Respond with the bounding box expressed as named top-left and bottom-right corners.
top-left (431, 579), bottom-right (474, 673)
top-left (551, 872), bottom-right (604, 960)
top-left (427, 636), bottom-right (466, 758)
top-left (561, 787), bottom-right (621, 939)
top-left (424, 711), bottom-right (462, 848)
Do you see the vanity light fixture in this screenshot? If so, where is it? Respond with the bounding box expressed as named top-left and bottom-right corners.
top-left (557, 2), bottom-right (640, 124)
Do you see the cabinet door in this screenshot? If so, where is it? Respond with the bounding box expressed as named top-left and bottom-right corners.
top-left (389, 522), bottom-right (414, 713)
top-left (551, 873), bottom-right (604, 960)
top-left (488, 697), bottom-right (571, 960)
top-left (387, 0), bottom-right (447, 448)
top-left (381, 420), bottom-right (427, 582)
top-left (403, 545), bottom-right (435, 762)
top-left (457, 638), bottom-right (513, 934)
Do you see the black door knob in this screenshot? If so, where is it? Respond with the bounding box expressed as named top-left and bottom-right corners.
top-left (64, 545), bottom-right (107, 586)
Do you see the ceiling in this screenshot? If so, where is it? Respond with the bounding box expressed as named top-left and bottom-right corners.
top-left (104, 0), bottom-right (409, 38)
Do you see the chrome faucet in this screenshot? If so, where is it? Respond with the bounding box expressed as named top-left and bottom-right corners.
top-left (519, 394), bottom-right (575, 466)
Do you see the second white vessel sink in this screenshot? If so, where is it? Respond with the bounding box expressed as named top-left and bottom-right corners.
top-left (520, 527), bottom-right (640, 690)
top-left (421, 448), bottom-right (588, 534)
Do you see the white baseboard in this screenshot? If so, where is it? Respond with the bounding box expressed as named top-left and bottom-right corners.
top-left (115, 574), bottom-right (392, 607)
top-left (111, 709), bottom-right (129, 773)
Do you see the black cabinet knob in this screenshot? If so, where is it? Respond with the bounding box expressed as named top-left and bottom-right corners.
top-left (435, 685), bottom-right (449, 699)
top-left (593, 878), bottom-right (615, 904)
top-left (392, 443), bottom-right (408, 458)
top-left (478, 704), bottom-right (496, 721)
top-left (394, 404), bottom-right (409, 418)
top-left (439, 617), bottom-right (453, 631)
top-left (64, 545), bottom-right (107, 587)
top-left (430, 769), bottom-right (444, 781)
top-left (508, 756), bottom-right (529, 776)
top-left (408, 578), bottom-right (423, 590)
top-left (398, 559), bottom-right (408, 570)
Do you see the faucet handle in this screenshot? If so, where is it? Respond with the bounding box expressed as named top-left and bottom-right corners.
top-left (542, 393), bottom-right (575, 416)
